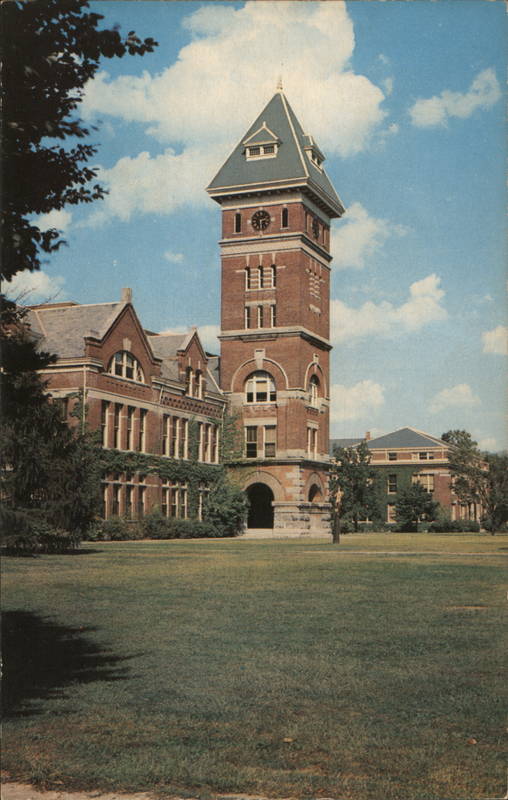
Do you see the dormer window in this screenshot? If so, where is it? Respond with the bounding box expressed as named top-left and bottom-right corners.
top-left (246, 143), bottom-right (279, 160)
top-left (304, 143), bottom-right (325, 171)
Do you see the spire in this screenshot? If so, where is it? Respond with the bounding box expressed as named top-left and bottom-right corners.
top-left (276, 75), bottom-right (283, 92)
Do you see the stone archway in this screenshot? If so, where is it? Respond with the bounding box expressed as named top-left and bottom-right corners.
top-left (246, 483), bottom-right (274, 529)
top-left (308, 483), bottom-right (323, 503)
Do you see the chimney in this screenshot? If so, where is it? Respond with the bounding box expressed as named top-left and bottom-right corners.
top-left (121, 287), bottom-right (132, 303)
top-left (365, 431), bottom-right (371, 441)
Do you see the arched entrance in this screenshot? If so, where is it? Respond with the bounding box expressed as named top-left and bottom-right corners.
top-left (247, 483), bottom-right (274, 529)
top-left (308, 484), bottom-right (323, 503)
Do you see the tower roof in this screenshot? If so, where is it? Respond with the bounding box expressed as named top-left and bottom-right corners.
top-left (207, 91), bottom-right (345, 218)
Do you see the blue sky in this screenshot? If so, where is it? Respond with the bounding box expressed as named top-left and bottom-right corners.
top-left (8, 1), bottom-right (507, 450)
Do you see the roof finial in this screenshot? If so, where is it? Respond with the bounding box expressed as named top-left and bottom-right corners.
top-left (277, 75), bottom-right (283, 92)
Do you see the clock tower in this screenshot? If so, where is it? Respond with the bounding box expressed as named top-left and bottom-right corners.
top-left (207, 88), bottom-right (345, 535)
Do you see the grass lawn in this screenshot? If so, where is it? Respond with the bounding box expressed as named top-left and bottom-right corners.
top-left (2, 533), bottom-right (507, 800)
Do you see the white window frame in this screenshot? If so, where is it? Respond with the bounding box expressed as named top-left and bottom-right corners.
top-left (245, 371), bottom-right (276, 403)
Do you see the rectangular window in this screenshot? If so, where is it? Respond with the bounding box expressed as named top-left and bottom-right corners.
top-left (126, 406), bottom-right (135, 450)
top-left (197, 422), bottom-right (204, 462)
top-left (101, 483), bottom-right (108, 519)
top-left (307, 427), bottom-right (317, 456)
top-left (257, 305), bottom-right (264, 328)
top-left (387, 504), bottom-right (396, 523)
top-left (281, 208), bottom-right (288, 228)
top-left (270, 264), bottom-right (277, 287)
top-left (114, 404), bottom-right (122, 449)
top-left (162, 414), bottom-right (169, 456)
top-left (419, 452), bottom-right (429, 460)
top-left (211, 425), bottom-right (218, 463)
top-left (258, 266), bottom-right (264, 288)
top-left (388, 452), bottom-right (397, 461)
top-left (263, 144), bottom-right (274, 154)
top-left (249, 146), bottom-right (260, 156)
top-left (170, 417), bottom-right (178, 457)
top-left (161, 486), bottom-right (169, 517)
top-left (170, 486), bottom-right (178, 518)
top-left (204, 423), bottom-right (212, 462)
top-left (101, 401), bottom-right (110, 448)
top-left (264, 426), bottom-right (276, 458)
top-left (270, 304), bottom-right (276, 327)
top-left (413, 473), bottom-right (435, 493)
top-left (234, 212), bottom-right (242, 233)
top-left (180, 487), bottom-right (188, 519)
top-left (112, 484), bottom-right (121, 517)
top-left (245, 267), bottom-right (252, 289)
top-left (139, 409), bottom-right (147, 452)
top-left (181, 418), bottom-right (188, 459)
top-left (387, 474), bottom-right (397, 494)
top-left (137, 486), bottom-right (146, 519)
top-left (245, 426), bottom-right (258, 458)
top-left (244, 306), bottom-right (251, 329)
top-left (125, 485), bottom-right (134, 520)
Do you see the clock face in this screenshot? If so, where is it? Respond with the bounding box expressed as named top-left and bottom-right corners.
top-left (252, 209), bottom-right (271, 232)
top-left (312, 218), bottom-right (320, 239)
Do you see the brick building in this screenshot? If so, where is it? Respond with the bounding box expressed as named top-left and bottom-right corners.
top-left (207, 87), bottom-right (345, 536)
top-left (330, 427), bottom-right (483, 524)
top-left (25, 290), bottom-right (225, 521)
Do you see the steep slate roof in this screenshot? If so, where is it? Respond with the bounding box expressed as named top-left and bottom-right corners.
top-left (207, 91), bottom-right (344, 217)
top-left (27, 302), bottom-right (125, 359)
top-left (366, 427), bottom-right (447, 450)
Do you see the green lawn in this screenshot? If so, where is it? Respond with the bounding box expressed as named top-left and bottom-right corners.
top-left (2, 534), bottom-right (507, 800)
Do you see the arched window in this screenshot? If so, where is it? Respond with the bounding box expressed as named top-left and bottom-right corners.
top-left (108, 351), bottom-right (145, 383)
top-left (245, 371), bottom-right (276, 403)
top-left (309, 375), bottom-right (320, 406)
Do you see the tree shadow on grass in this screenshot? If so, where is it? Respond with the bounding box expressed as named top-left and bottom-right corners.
top-left (2, 610), bottom-right (136, 718)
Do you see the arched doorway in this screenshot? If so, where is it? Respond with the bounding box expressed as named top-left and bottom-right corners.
top-left (247, 483), bottom-right (274, 529)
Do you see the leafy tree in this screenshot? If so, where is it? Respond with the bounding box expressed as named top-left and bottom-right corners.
top-left (442, 429), bottom-right (508, 533)
top-left (329, 442), bottom-right (382, 543)
top-left (394, 483), bottom-right (438, 532)
top-left (204, 478), bottom-right (248, 538)
top-left (0, 301), bottom-right (102, 546)
top-left (1, 0), bottom-right (157, 282)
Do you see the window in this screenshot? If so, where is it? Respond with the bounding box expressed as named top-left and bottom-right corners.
top-left (309, 375), bottom-right (319, 406)
top-left (246, 144), bottom-right (278, 159)
top-left (211, 425), bottom-right (218, 463)
top-left (270, 305), bottom-right (276, 327)
top-left (248, 146), bottom-right (260, 156)
top-left (234, 212), bottom-right (242, 233)
top-left (245, 267), bottom-right (252, 289)
top-left (125, 485), bottom-right (134, 520)
top-left (101, 401), bottom-right (110, 448)
top-left (258, 265), bottom-right (264, 288)
top-left (114, 404), bottom-right (122, 449)
top-left (387, 474), bottom-right (397, 494)
top-left (101, 483), bottom-right (108, 519)
top-left (244, 306), bottom-right (251, 329)
top-left (198, 422), bottom-right (204, 462)
top-left (270, 264), bottom-right (277, 288)
top-left (413, 473), bottom-right (435, 493)
top-left (281, 208), bottom-right (288, 228)
top-left (195, 370), bottom-right (203, 399)
top-left (388, 452), bottom-right (397, 461)
top-left (112, 484), bottom-right (121, 517)
top-left (257, 305), bottom-right (264, 328)
top-left (307, 426), bottom-right (318, 457)
top-left (162, 414), bottom-right (169, 456)
top-left (139, 409), bottom-right (147, 452)
top-left (186, 367), bottom-right (194, 397)
top-left (263, 144), bottom-right (274, 154)
top-left (387, 504), bottom-right (396, 523)
top-left (170, 417), bottom-right (179, 457)
top-left (198, 484), bottom-right (210, 521)
top-left (245, 371), bottom-right (276, 403)
top-left (264, 426), bottom-right (276, 458)
top-left (127, 406), bottom-right (135, 450)
top-left (108, 351), bottom-right (145, 383)
top-left (180, 486), bottom-right (188, 519)
top-left (245, 426), bottom-right (258, 458)
top-left (419, 452), bottom-right (429, 460)
top-left (181, 418), bottom-right (188, 459)
top-left (138, 486), bottom-right (146, 519)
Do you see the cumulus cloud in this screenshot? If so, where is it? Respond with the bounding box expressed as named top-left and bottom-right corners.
top-left (81, 2), bottom-right (391, 223)
top-left (482, 325), bottom-right (508, 356)
top-left (34, 208), bottom-right (73, 232)
top-left (330, 201), bottom-right (407, 270)
top-left (429, 383), bottom-right (480, 414)
top-left (3, 271), bottom-right (66, 303)
top-left (409, 68), bottom-right (501, 128)
top-left (163, 250), bottom-right (184, 264)
top-left (331, 273), bottom-right (447, 343)
top-left (331, 380), bottom-right (385, 422)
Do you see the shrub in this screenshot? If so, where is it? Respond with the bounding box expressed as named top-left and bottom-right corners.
top-left (428, 519), bottom-right (480, 533)
top-left (142, 510), bottom-right (174, 539)
top-left (0, 508), bottom-right (78, 554)
top-left (96, 518), bottom-right (143, 541)
top-left (204, 479), bottom-right (247, 537)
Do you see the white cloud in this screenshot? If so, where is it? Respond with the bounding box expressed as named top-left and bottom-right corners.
top-left (330, 201), bottom-right (407, 270)
top-left (3, 271), bottom-right (66, 302)
top-left (81, 2), bottom-right (391, 223)
top-left (482, 325), bottom-right (508, 356)
top-left (409, 68), bottom-right (501, 128)
top-left (429, 383), bottom-right (480, 414)
top-left (331, 380), bottom-right (385, 422)
top-left (331, 273), bottom-right (447, 343)
top-left (163, 250), bottom-right (184, 264)
top-left (34, 208), bottom-right (73, 232)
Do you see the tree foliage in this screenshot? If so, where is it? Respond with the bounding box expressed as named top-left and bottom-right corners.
top-left (394, 483), bottom-right (438, 532)
top-left (0, 301), bottom-right (102, 546)
top-left (1, 0), bottom-right (157, 281)
top-left (442, 429), bottom-right (508, 532)
top-left (329, 442), bottom-right (382, 543)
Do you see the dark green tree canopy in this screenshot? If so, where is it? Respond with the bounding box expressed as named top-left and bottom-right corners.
top-left (329, 441), bottom-right (382, 541)
top-left (1, 0), bottom-right (157, 281)
top-left (395, 483), bottom-right (438, 532)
